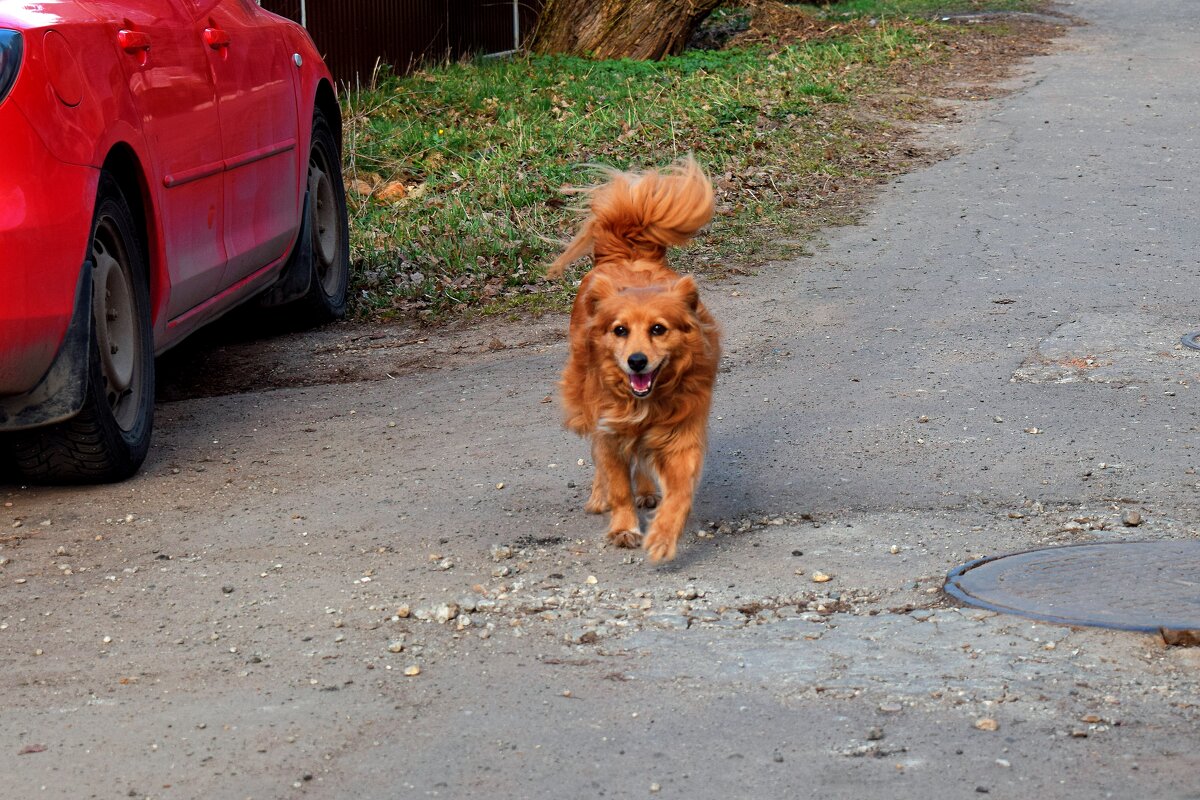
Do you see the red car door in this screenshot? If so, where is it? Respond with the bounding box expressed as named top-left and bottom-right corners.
top-left (191, 0), bottom-right (301, 289)
top-left (94, 0), bottom-right (228, 321)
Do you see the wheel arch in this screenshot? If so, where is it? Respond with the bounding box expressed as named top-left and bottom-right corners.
top-left (314, 79), bottom-right (342, 154)
top-left (99, 144), bottom-right (164, 329)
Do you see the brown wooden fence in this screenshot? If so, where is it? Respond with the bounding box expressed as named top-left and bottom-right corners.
top-left (259, 0), bottom-right (542, 84)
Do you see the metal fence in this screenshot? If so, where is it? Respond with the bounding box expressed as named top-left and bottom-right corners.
top-left (259, 0), bottom-right (541, 84)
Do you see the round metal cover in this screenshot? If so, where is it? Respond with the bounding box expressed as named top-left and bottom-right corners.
top-left (945, 541), bottom-right (1200, 631)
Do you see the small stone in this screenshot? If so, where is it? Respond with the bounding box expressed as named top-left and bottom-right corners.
top-left (585, 575), bottom-right (598, 585)
top-left (1121, 509), bottom-right (1142, 527)
top-left (889, 545), bottom-right (900, 555)
top-left (995, 759), bottom-right (1011, 768)
top-left (811, 572), bottom-right (832, 583)
top-left (993, 416), bottom-right (1004, 423)
top-left (102, 636), bottom-right (113, 644)
top-left (490, 545), bottom-right (514, 561)
top-left (221, 586), bottom-right (234, 594)
top-left (879, 702), bottom-right (903, 713)
top-left (917, 415), bottom-right (930, 423)
top-left (1070, 730), bottom-right (1088, 738)
top-left (403, 665), bottom-right (421, 677)
top-left (974, 718), bottom-right (999, 732)
top-left (866, 727), bottom-right (884, 741)
top-left (496, 482), bottom-right (505, 490)
top-left (395, 605), bottom-right (410, 618)
top-left (650, 784), bottom-right (661, 794)
top-left (433, 603), bottom-right (459, 624)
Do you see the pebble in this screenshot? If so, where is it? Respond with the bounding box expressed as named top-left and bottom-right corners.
top-left (889, 545), bottom-right (900, 554)
top-left (433, 603), bottom-right (459, 624)
top-left (404, 665), bottom-right (421, 677)
top-left (396, 605), bottom-right (410, 618)
top-left (490, 545), bottom-right (514, 561)
top-left (811, 572), bottom-right (832, 583)
top-left (866, 727), bottom-right (884, 741)
top-left (974, 718), bottom-right (1000, 732)
top-left (1121, 509), bottom-right (1142, 527)
top-left (996, 759), bottom-right (1011, 768)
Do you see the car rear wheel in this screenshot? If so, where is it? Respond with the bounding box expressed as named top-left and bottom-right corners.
top-left (12, 173), bottom-right (154, 483)
top-left (289, 107), bottom-right (350, 323)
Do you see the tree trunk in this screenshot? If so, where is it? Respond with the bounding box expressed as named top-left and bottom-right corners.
top-left (529, 0), bottom-right (725, 60)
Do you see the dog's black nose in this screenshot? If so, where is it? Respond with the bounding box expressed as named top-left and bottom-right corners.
top-left (627, 352), bottom-right (649, 372)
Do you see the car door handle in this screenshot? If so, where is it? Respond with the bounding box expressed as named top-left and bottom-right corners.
top-left (203, 27), bottom-right (230, 50)
top-left (117, 29), bottom-right (151, 53)
top-left (118, 29), bottom-right (151, 65)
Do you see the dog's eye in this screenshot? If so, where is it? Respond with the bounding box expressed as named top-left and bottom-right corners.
top-left (613, 325), bottom-right (628, 337)
top-left (650, 324), bottom-right (668, 336)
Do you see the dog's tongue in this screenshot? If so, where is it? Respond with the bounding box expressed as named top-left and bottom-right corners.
top-left (630, 372), bottom-right (654, 394)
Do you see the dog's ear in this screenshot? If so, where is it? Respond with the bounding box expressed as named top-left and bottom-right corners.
top-left (584, 273), bottom-right (618, 315)
top-left (672, 275), bottom-right (700, 311)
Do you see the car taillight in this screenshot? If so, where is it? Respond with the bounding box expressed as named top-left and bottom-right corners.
top-left (0, 30), bottom-right (23, 104)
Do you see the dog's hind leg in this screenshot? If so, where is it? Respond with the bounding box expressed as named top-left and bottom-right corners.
top-left (633, 453), bottom-right (660, 509)
top-left (593, 435), bottom-right (642, 549)
top-left (584, 440), bottom-right (611, 513)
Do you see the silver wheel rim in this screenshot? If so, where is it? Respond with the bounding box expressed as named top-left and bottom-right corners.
top-left (91, 217), bottom-right (142, 432)
top-left (309, 147), bottom-right (342, 295)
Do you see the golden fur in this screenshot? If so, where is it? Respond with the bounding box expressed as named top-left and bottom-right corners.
top-left (551, 157), bottom-right (720, 563)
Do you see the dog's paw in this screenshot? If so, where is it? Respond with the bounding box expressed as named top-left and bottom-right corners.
top-left (643, 533), bottom-right (678, 563)
top-left (634, 493), bottom-right (660, 509)
top-left (607, 528), bottom-right (643, 549)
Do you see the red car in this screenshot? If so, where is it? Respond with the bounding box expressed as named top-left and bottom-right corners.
top-left (0, 0), bottom-right (350, 483)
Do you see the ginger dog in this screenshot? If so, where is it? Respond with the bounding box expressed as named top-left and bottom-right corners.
top-left (548, 157), bottom-right (720, 563)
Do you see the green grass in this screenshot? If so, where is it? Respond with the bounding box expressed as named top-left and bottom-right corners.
top-left (340, 3), bottom-right (1032, 320)
top-left (806, 0), bottom-right (1040, 17)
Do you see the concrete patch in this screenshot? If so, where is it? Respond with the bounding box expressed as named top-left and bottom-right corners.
top-left (1012, 313), bottom-right (1199, 386)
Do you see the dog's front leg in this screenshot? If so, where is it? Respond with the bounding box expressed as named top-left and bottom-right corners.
top-left (643, 443), bottom-right (703, 563)
top-left (584, 439), bottom-right (611, 513)
top-left (593, 435), bottom-right (642, 548)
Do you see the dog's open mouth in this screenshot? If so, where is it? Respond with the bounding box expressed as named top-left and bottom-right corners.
top-left (629, 369), bottom-right (658, 398)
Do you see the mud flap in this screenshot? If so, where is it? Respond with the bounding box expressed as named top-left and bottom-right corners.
top-left (0, 262), bottom-right (94, 431)
top-left (257, 187), bottom-right (314, 308)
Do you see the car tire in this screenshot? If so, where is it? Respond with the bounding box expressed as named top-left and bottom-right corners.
top-left (288, 107), bottom-right (350, 323)
top-left (12, 172), bottom-right (154, 483)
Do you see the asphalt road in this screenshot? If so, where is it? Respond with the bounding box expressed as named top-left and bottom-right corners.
top-left (3, 1), bottom-right (1200, 798)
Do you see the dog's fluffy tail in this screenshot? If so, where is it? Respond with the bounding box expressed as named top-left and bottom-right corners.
top-left (546, 156), bottom-right (714, 279)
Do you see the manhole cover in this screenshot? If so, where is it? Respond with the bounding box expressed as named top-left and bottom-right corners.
top-left (945, 541), bottom-right (1200, 631)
